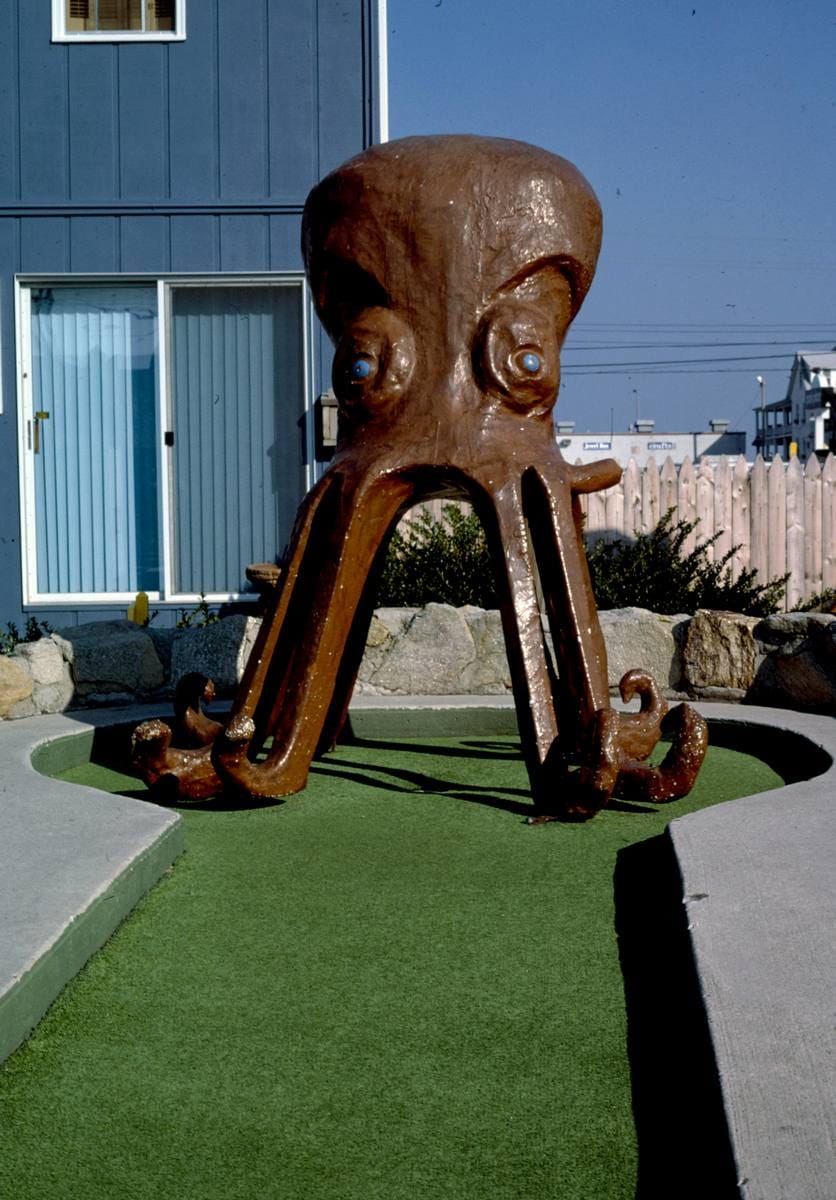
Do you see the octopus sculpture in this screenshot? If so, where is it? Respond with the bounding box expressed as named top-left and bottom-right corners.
top-left (133, 134), bottom-right (707, 819)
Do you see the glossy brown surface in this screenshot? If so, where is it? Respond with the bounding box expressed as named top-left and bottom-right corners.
top-left (133, 134), bottom-right (707, 817)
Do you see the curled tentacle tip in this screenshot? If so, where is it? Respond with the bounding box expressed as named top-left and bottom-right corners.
top-left (618, 668), bottom-right (660, 706)
top-left (132, 718), bottom-right (171, 749)
top-left (225, 715), bottom-right (256, 743)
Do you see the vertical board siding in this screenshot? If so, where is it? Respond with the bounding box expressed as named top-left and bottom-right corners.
top-left (581, 453), bottom-right (836, 610)
top-left (219, 215), bottom-right (270, 272)
top-left (785, 456), bottom-right (805, 610)
top-left (18, 14), bottom-right (68, 199)
top-left (677, 458), bottom-right (696, 556)
top-left (267, 3), bottom-right (319, 198)
top-left (171, 285), bottom-right (305, 594)
top-left (170, 216), bottom-right (221, 272)
top-left (119, 216), bottom-right (171, 273)
top-left (0, 3), bottom-right (20, 200)
top-left (11, 0), bottom-right (360, 214)
top-left (168, 0), bottom-right (220, 199)
top-left (712, 456), bottom-right (732, 564)
top-left (69, 217), bottom-right (120, 272)
top-left (767, 453), bottom-right (787, 582)
top-left (317, 0), bottom-right (368, 175)
top-left (823, 456), bottom-right (836, 592)
top-left (117, 44), bottom-right (170, 198)
top-left (641, 455), bottom-right (660, 533)
top-left (750, 455), bottom-right (769, 586)
top-left (803, 455), bottom-right (822, 599)
top-left (20, 217), bottom-right (69, 272)
top-left (695, 458), bottom-right (715, 557)
top-left (730, 456), bottom-right (750, 583)
top-left (269, 215), bottom-right (305, 271)
top-left (217, 1), bottom-right (269, 197)
top-left (68, 47), bottom-right (118, 198)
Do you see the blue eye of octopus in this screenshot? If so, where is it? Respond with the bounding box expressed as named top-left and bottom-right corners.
top-left (350, 358), bottom-right (373, 381)
top-left (520, 352), bottom-right (541, 374)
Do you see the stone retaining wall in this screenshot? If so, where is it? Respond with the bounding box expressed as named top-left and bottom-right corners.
top-left (1, 606), bottom-right (834, 719)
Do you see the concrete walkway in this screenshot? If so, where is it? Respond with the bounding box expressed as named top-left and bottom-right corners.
top-left (669, 704), bottom-right (836, 1200)
top-left (0, 698), bottom-right (834, 1200)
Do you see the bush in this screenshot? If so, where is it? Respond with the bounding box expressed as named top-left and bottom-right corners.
top-left (794, 587), bottom-right (836, 614)
top-left (176, 593), bottom-right (219, 629)
top-left (0, 616), bottom-right (53, 656)
top-left (585, 510), bottom-right (787, 617)
top-left (376, 504), bottom-right (787, 618)
top-left (377, 505), bottom-right (497, 609)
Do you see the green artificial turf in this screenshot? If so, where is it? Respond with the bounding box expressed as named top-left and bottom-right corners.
top-left (0, 736), bottom-right (782, 1200)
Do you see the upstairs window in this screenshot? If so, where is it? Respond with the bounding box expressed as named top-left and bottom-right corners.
top-left (53, 0), bottom-right (186, 42)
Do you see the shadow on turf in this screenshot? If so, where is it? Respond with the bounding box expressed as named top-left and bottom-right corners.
top-left (312, 745), bottom-right (663, 821)
top-left (87, 727), bottom-right (686, 818)
top-left (309, 758), bottom-right (536, 818)
top-left (615, 834), bottom-right (741, 1200)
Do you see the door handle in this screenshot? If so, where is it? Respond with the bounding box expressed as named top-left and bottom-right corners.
top-left (33, 411), bottom-right (49, 454)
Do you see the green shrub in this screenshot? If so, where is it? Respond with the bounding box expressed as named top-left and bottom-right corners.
top-left (585, 510), bottom-right (787, 616)
top-left (0, 616), bottom-right (53, 656)
top-left (377, 505), bottom-right (497, 609)
top-left (794, 587), bottom-right (836, 614)
top-left (376, 504), bottom-right (787, 618)
top-left (176, 593), bottom-right (220, 629)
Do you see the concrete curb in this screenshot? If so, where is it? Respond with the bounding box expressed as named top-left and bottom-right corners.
top-left (0, 706), bottom-right (183, 1064)
top-left (668, 705), bottom-right (836, 1200)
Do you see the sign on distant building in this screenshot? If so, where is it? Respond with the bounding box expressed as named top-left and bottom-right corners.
top-left (582, 440), bottom-right (612, 451)
top-left (648, 440), bottom-right (676, 451)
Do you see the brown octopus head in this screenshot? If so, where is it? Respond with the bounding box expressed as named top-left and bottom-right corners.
top-left (302, 135), bottom-right (602, 459)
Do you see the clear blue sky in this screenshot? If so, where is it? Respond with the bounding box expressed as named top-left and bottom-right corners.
top-left (387, 0), bottom-right (836, 448)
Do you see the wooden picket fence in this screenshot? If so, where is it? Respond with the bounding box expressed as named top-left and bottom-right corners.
top-left (577, 453), bottom-right (836, 610)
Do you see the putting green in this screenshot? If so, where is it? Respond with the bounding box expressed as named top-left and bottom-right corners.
top-left (0, 736), bottom-right (782, 1200)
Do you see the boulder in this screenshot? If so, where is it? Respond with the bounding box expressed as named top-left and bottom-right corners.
top-left (169, 615), bottom-right (261, 693)
top-left (148, 626), bottom-right (180, 676)
top-left (53, 620), bottom-right (164, 698)
top-left (0, 655), bottom-right (34, 718)
top-left (748, 613), bottom-right (836, 712)
top-left (10, 637), bottom-right (74, 714)
top-left (598, 607), bottom-right (688, 692)
top-left (356, 608), bottom-right (414, 690)
top-left (682, 609), bottom-right (759, 692)
top-left (460, 607), bottom-right (511, 693)
top-left (360, 603), bottom-right (479, 695)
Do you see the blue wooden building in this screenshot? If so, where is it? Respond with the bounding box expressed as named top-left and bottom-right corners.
top-left (0, 0), bottom-right (387, 627)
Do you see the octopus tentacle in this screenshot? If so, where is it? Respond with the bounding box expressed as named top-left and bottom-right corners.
top-left (172, 672), bottom-right (223, 748)
top-left (131, 719), bottom-right (218, 801)
top-left (213, 469), bottom-right (414, 799)
top-left (480, 477), bottom-right (563, 806)
top-left (616, 703), bottom-right (709, 804)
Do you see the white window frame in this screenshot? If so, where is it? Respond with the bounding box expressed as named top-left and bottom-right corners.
top-left (17, 273), bottom-right (313, 611)
top-left (52, 0), bottom-right (186, 43)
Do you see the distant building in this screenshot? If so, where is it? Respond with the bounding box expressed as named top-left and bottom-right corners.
top-left (753, 352), bottom-right (836, 461)
top-left (554, 419), bottom-right (746, 467)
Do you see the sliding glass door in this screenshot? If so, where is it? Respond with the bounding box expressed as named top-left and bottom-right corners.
top-left (169, 285), bottom-right (306, 595)
top-left (21, 277), bottom-right (308, 606)
top-left (30, 285), bottom-right (159, 595)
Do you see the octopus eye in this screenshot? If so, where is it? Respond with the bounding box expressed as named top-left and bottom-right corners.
top-left (475, 300), bottom-right (560, 414)
top-left (518, 351), bottom-right (541, 374)
top-left (349, 357), bottom-right (374, 381)
top-left (333, 308), bottom-right (416, 416)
